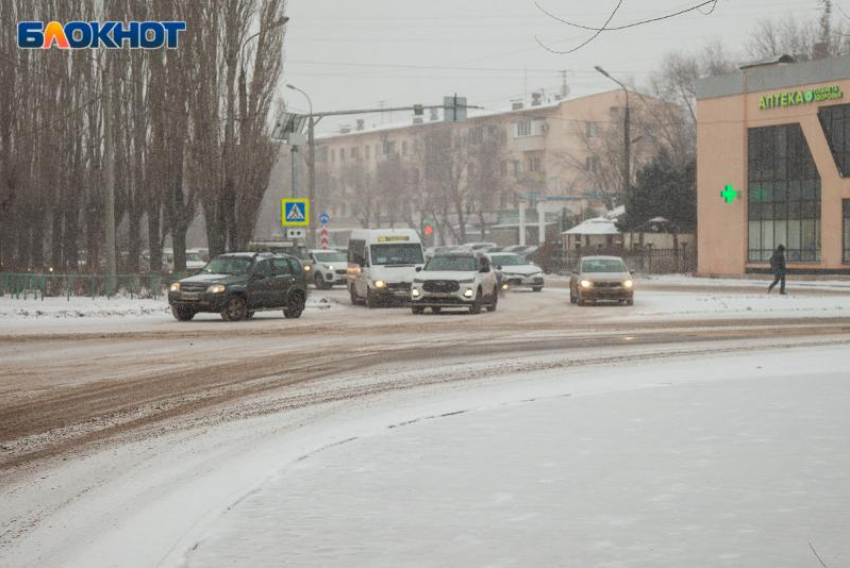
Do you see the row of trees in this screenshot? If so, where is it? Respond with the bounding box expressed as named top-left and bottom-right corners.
top-left (0, 0), bottom-right (286, 273)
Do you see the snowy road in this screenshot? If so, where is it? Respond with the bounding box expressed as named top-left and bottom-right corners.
top-left (1, 282), bottom-right (850, 567)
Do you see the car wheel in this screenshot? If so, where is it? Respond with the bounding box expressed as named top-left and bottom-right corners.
top-left (625, 298), bottom-right (634, 306)
top-left (486, 287), bottom-right (498, 312)
top-left (411, 306), bottom-right (425, 315)
top-left (469, 288), bottom-right (483, 314)
top-left (569, 290), bottom-right (577, 304)
top-left (532, 286), bottom-right (543, 292)
top-left (246, 311), bottom-right (255, 319)
top-left (349, 284), bottom-right (359, 305)
top-left (171, 306), bottom-right (195, 321)
top-left (284, 291), bottom-right (306, 319)
top-left (576, 294), bottom-right (586, 307)
top-left (431, 307), bottom-right (442, 314)
top-left (221, 295), bottom-right (248, 321)
top-left (366, 288), bottom-right (379, 309)
top-left (314, 273), bottom-right (328, 290)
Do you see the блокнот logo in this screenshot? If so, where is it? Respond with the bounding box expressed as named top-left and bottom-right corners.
top-left (17, 21), bottom-right (186, 49)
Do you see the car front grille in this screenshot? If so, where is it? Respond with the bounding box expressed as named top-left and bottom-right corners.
top-left (335, 269), bottom-right (347, 275)
top-left (387, 282), bottom-right (411, 291)
top-left (180, 283), bottom-right (208, 293)
top-left (593, 281), bottom-right (621, 288)
top-left (423, 280), bottom-right (460, 293)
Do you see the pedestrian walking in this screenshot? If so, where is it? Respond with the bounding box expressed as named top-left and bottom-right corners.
top-left (768, 244), bottom-right (786, 295)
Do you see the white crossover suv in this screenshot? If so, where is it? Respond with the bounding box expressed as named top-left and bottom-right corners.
top-left (410, 251), bottom-right (499, 315)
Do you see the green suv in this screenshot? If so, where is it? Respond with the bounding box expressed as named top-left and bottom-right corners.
top-left (168, 252), bottom-right (308, 321)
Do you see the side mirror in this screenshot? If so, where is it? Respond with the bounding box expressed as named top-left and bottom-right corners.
top-left (415, 266), bottom-right (422, 272)
top-left (496, 265), bottom-right (503, 271)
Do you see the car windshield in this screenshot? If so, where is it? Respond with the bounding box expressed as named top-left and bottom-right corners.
top-left (370, 244), bottom-right (424, 266)
top-left (489, 254), bottom-right (526, 267)
top-left (186, 252), bottom-right (203, 262)
top-left (314, 252), bottom-right (346, 263)
top-left (425, 255), bottom-right (477, 271)
top-left (202, 256), bottom-right (253, 275)
top-left (582, 258), bottom-right (627, 273)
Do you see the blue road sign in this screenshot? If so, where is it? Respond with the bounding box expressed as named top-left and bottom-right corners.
top-left (319, 212), bottom-right (330, 225)
top-left (281, 199), bottom-right (309, 227)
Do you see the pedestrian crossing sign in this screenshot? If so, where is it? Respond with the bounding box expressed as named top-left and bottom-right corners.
top-left (281, 198), bottom-right (310, 227)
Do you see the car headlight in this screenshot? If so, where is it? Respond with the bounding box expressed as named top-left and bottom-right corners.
top-left (169, 282), bottom-right (181, 292)
top-left (531, 272), bottom-right (543, 277)
top-left (374, 280), bottom-right (387, 289)
top-left (623, 280), bottom-right (634, 289)
top-left (326, 265), bottom-right (334, 271)
top-left (580, 280), bottom-right (592, 288)
top-left (501, 283), bottom-right (510, 290)
top-left (207, 284), bottom-right (227, 294)
top-left (304, 264), bottom-right (311, 272)
top-left (463, 288), bottom-right (474, 298)
top-left (411, 289), bottom-right (421, 298)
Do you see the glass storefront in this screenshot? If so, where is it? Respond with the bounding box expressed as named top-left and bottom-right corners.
top-left (748, 123), bottom-right (821, 262)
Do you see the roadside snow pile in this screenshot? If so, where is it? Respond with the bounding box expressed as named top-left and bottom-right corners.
top-left (647, 274), bottom-right (850, 291)
top-left (306, 295), bottom-right (347, 311)
top-left (0, 296), bottom-right (169, 319)
top-left (621, 290), bottom-right (847, 321)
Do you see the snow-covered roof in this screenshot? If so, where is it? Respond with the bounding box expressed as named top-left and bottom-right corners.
top-left (562, 217), bottom-right (620, 236)
top-left (605, 205), bottom-right (626, 220)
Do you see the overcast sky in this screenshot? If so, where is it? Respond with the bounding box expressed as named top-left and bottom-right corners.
top-left (281, 0), bottom-right (824, 133)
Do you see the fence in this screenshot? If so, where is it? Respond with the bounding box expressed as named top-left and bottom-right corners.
top-left (0, 272), bottom-right (171, 301)
top-left (540, 247), bottom-right (697, 275)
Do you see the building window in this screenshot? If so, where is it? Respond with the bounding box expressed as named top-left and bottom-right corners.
top-left (383, 140), bottom-right (396, 155)
top-left (402, 140), bottom-right (408, 155)
top-left (516, 120), bottom-right (532, 137)
top-left (500, 161), bottom-right (507, 178)
top-left (513, 160), bottom-right (522, 176)
top-left (529, 156), bottom-right (542, 172)
top-left (316, 147), bottom-right (328, 162)
top-left (330, 149), bottom-right (335, 163)
top-left (586, 121), bottom-right (597, 139)
top-left (748, 123), bottom-right (821, 263)
top-left (365, 145), bottom-right (370, 159)
top-left (340, 148), bottom-right (345, 161)
top-left (351, 147), bottom-right (359, 159)
top-left (585, 156), bottom-right (599, 173)
top-left (818, 104), bottom-right (850, 177)
top-left (844, 200), bottom-right (850, 263)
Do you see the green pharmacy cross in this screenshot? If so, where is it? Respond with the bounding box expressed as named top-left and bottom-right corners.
top-left (720, 184), bottom-right (739, 203)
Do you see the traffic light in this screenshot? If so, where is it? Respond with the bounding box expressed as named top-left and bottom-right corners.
top-left (424, 224), bottom-right (434, 236)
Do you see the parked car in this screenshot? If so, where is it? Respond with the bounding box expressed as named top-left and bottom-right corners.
top-left (410, 251), bottom-right (498, 315)
top-left (460, 241), bottom-right (498, 252)
top-left (163, 248), bottom-right (206, 275)
top-left (306, 249), bottom-right (348, 289)
top-left (168, 252), bottom-right (308, 321)
top-left (569, 255), bottom-right (634, 306)
top-left (502, 245), bottom-right (532, 254)
top-left (487, 252), bottom-right (544, 292)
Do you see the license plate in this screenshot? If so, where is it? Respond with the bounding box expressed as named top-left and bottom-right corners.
top-left (181, 292), bottom-right (201, 301)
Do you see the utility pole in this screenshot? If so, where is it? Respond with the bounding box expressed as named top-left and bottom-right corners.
top-left (594, 66), bottom-right (631, 197)
top-left (103, 60), bottom-right (116, 296)
top-left (307, 115), bottom-right (316, 247)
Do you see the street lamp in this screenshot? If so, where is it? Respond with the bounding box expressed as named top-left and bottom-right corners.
top-left (595, 65), bottom-right (631, 197)
top-left (286, 83), bottom-right (316, 248)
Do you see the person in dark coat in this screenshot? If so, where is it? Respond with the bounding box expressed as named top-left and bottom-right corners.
top-left (768, 244), bottom-right (786, 295)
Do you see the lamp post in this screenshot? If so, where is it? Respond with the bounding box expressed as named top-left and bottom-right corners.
top-left (286, 83), bottom-right (316, 248)
top-left (595, 65), bottom-right (631, 198)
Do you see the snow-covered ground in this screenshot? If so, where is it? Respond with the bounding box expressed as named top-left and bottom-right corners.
top-left (4, 342), bottom-right (848, 568)
top-left (183, 344), bottom-right (850, 568)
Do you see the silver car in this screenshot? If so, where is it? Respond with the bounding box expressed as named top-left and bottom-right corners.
top-left (569, 256), bottom-right (634, 306)
top-left (306, 249), bottom-right (348, 290)
top-left (487, 252), bottom-right (544, 292)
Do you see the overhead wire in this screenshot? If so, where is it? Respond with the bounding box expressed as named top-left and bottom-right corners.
top-left (536, 0), bottom-right (624, 55)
